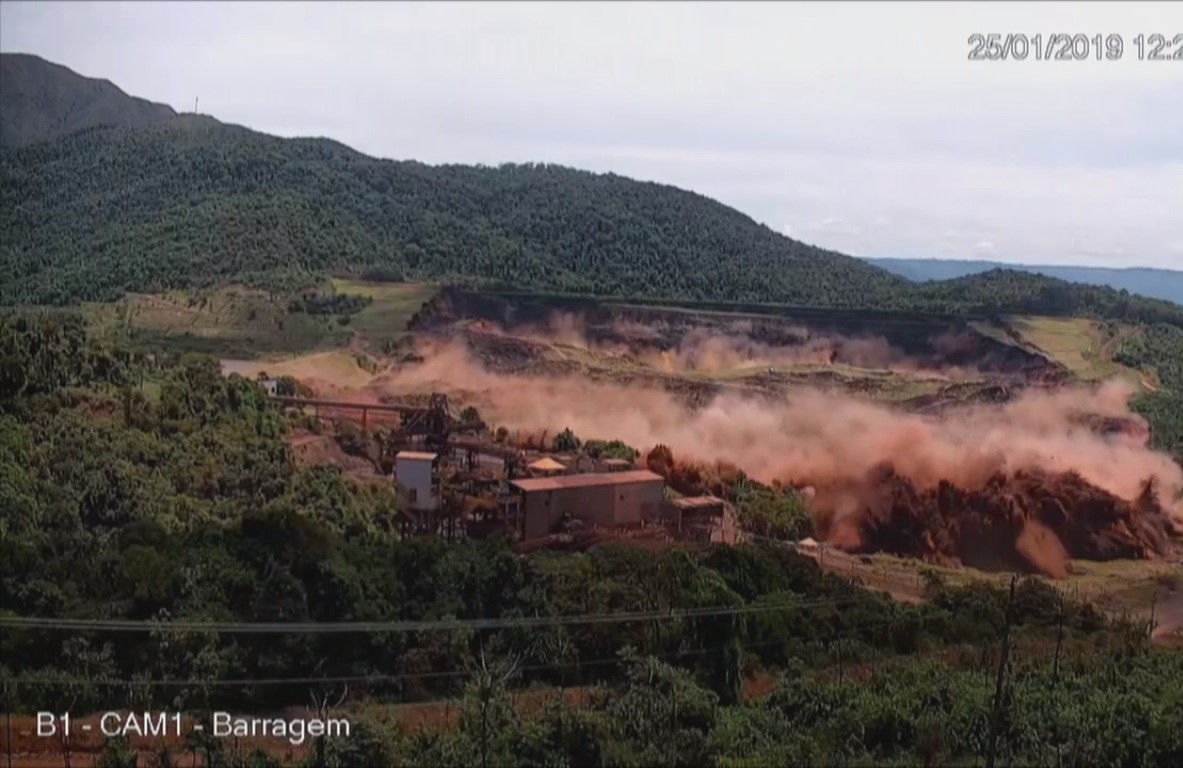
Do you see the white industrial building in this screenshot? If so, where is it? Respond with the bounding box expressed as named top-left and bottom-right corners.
top-left (394, 451), bottom-right (439, 512)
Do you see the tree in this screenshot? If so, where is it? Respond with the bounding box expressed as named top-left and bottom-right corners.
top-left (553, 428), bottom-right (581, 453)
top-left (736, 487), bottom-right (812, 541)
top-left (96, 736), bottom-right (137, 768)
top-left (459, 648), bottom-right (522, 768)
top-left (605, 652), bottom-right (719, 766)
top-left (308, 681), bottom-right (349, 768)
top-left (584, 438), bottom-right (639, 461)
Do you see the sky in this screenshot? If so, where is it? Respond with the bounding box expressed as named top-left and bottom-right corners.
top-left (2, 1), bottom-right (1181, 270)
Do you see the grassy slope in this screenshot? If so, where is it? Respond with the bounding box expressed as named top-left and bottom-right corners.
top-left (220, 349), bottom-right (378, 388)
top-left (82, 280), bottom-right (434, 359)
top-left (1005, 316), bottom-right (1145, 387)
top-left (331, 278), bottom-right (437, 348)
top-left (819, 550), bottom-right (1178, 628)
top-left (83, 286), bottom-right (344, 358)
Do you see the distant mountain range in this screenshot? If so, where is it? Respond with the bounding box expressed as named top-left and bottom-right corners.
top-left (866, 258), bottom-right (1183, 306)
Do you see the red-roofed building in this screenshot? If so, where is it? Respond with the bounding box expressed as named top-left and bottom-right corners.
top-left (509, 470), bottom-right (665, 539)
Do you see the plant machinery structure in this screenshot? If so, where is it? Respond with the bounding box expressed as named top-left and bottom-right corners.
top-left (270, 392), bottom-right (487, 463)
top-left (268, 392), bottom-right (738, 547)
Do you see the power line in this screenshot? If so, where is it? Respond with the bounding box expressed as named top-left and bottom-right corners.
top-left (5, 614), bottom-right (937, 689)
top-left (0, 595), bottom-right (871, 635)
top-left (6, 637), bottom-right (1125, 694)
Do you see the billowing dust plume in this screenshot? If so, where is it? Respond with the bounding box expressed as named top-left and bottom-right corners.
top-left (366, 339), bottom-right (1182, 574)
top-left (470, 311), bottom-right (976, 377)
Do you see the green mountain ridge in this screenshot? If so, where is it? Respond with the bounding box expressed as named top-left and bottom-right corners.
top-left (0, 111), bottom-right (912, 307)
top-left (2, 54), bottom-right (1182, 332)
top-left (867, 257), bottom-right (1183, 305)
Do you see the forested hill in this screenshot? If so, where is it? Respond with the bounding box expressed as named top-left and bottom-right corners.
top-left (1, 59), bottom-right (1182, 329)
top-left (906, 268), bottom-right (1183, 327)
top-left (867, 257), bottom-right (1183, 306)
top-left (0, 53), bottom-right (176, 148)
top-left (0, 114), bottom-right (906, 307)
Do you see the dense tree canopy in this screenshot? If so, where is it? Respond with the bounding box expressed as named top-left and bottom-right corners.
top-left (0, 118), bottom-right (901, 307)
top-left (909, 269), bottom-right (1183, 328)
top-left (1115, 323), bottom-right (1183, 462)
top-left (4, 117), bottom-right (1181, 331)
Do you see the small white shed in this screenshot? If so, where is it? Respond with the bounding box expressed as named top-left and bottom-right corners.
top-left (395, 451), bottom-right (439, 512)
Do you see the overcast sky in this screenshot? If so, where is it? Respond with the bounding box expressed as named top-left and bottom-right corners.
top-left (2, 1), bottom-right (1181, 269)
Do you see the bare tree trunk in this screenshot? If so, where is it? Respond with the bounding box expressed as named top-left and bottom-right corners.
top-left (986, 576), bottom-right (1017, 768)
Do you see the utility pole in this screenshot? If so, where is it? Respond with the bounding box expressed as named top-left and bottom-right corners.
top-left (194, 96), bottom-right (199, 114)
top-left (986, 575), bottom-right (1017, 768)
top-left (1052, 594), bottom-right (1064, 687)
top-left (1052, 594), bottom-right (1067, 768)
top-left (5, 681), bottom-right (13, 768)
top-left (1148, 585), bottom-right (1158, 643)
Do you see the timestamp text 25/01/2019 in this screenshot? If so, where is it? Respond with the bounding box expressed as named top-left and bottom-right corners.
top-left (968, 33), bottom-right (1182, 61)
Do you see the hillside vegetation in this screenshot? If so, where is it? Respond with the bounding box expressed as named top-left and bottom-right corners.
top-left (3, 113), bottom-right (1183, 333)
top-left (868, 257), bottom-right (1183, 306)
top-left (1115, 323), bottom-right (1183, 461)
top-left (78, 286), bottom-right (357, 358)
top-left (906, 268), bottom-right (1183, 327)
top-left (0, 115), bottom-right (905, 308)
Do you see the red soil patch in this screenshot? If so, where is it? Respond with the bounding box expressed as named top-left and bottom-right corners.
top-left (287, 429), bottom-right (382, 479)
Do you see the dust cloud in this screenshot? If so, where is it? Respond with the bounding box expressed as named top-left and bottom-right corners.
top-left (369, 339), bottom-right (1183, 535)
top-left (471, 311), bottom-right (975, 377)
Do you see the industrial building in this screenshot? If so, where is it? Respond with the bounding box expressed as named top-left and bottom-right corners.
top-left (510, 470), bottom-right (665, 540)
top-left (395, 451), bottom-right (440, 513)
top-left (662, 496), bottom-right (738, 544)
top-left (270, 389), bottom-right (738, 547)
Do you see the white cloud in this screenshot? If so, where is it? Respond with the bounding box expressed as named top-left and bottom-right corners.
top-left (2, 0), bottom-right (1181, 269)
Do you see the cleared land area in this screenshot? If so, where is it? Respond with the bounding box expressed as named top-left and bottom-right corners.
top-left (1004, 315), bottom-right (1145, 387)
top-left (812, 548), bottom-right (1181, 634)
top-left (220, 348), bottom-right (379, 391)
top-left (79, 281), bottom-right (435, 359)
top-left (330, 278), bottom-right (438, 349)
top-left (84, 286), bottom-right (343, 357)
